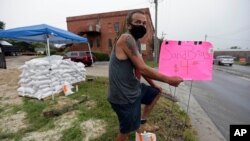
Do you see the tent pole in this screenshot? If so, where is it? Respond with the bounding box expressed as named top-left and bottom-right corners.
top-left (87, 43), bottom-right (94, 66)
top-left (46, 35), bottom-right (54, 100)
top-left (47, 36), bottom-right (50, 56)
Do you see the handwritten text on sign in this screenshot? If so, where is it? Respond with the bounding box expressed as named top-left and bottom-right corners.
top-left (158, 40), bottom-right (213, 80)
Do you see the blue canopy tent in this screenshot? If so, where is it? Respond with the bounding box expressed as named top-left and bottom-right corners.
top-left (0, 24), bottom-right (92, 100)
top-left (0, 24), bottom-right (93, 63)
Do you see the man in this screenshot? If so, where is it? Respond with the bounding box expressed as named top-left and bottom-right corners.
top-left (108, 10), bottom-right (183, 141)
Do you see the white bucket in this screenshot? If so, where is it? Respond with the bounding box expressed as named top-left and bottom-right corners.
top-left (135, 131), bottom-right (156, 141)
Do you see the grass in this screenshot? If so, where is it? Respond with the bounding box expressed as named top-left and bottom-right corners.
top-left (0, 76), bottom-right (197, 141)
top-left (22, 98), bottom-right (55, 131)
top-left (145, 60), bottom-right (158, 68)
top-left (61, 126), bottom-right (83, 141)
top-left (234, 61), bottom-right (250, 66)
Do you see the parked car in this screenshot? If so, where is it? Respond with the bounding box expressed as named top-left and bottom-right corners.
top-left (213, 55), bottom-right (234, 66)
top-left (63, 51), bottom-right (96, 66)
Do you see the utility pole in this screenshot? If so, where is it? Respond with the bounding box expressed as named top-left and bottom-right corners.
top-left (154, 0), bottom-right (158, 37)
top-left (154, 0), bottom-right (159, 65)
top-left (205, 34), bottom-right (207, 41)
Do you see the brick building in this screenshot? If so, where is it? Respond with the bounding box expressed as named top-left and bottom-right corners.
top-left (66, 8), bottom-right (155, 60)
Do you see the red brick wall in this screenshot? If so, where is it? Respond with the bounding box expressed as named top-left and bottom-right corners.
top-left (67, 8), bottom-right (154, 60)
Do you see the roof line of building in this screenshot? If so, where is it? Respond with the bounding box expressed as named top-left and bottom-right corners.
top-left (67, 8), bottom-right (150, 22)
top-left (66, 7), bottom-right (155, 34)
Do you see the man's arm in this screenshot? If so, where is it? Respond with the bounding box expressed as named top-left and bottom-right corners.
top-left (120, 34), bottom-right (183, 86)
top-left (143, 75), bottom-right (163, 92)
top-left (143, 76), bottom-right (156, 87)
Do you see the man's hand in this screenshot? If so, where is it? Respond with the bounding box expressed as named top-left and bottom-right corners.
top-left (167, 76), bottom-right (183, 87)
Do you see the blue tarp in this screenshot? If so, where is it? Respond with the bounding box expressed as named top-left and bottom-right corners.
top-left (0, 24), bottom-right (90, 56)
top-left (0, 24), bottom-right (88, 44)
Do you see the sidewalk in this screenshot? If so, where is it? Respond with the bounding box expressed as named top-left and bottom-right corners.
top-left (155, 81), bottom-right (226, 141)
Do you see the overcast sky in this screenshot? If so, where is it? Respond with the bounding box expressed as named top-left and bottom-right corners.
top-left (1, 0), bottom-right (250, 49)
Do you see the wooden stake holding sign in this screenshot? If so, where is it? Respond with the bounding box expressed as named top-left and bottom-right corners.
top-left (158, 40), bottom-right (213, 138)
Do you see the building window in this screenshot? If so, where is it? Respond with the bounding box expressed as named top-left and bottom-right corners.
top-left (114, 22), bottom-right (119, 33)
top-left (108, 39), bottom-right (112, 48)
top-left (96, 38), bottom-right (100, 48)
top-left (141, 44), bottom-right (146, 51)
top-left (89, 40), bottom-right (93, 48)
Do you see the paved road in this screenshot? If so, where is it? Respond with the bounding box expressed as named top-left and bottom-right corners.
top-left (214, 64), bottom-right (250, 79)
top-left (191, 65), bottom-right (250, 141)
top-left (5, 55), bottom-right (36, 69)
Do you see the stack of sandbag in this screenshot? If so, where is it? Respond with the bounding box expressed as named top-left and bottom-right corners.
top-left (17, 55), bottom-right (86, 100)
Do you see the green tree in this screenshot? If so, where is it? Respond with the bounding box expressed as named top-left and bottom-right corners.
top-left (230, 46), bottom-right (241, 49)
top-left (0, 21), bottom-right (5, 29)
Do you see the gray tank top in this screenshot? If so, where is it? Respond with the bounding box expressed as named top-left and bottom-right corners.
top-left (108, 39), bottom-right (141, 104)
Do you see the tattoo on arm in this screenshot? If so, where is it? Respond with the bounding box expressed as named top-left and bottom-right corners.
top-left (125, 36), bottom-right (139, 56)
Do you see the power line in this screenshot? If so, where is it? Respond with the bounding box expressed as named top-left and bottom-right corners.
top-left (210, 25), bottom-right (250, 37)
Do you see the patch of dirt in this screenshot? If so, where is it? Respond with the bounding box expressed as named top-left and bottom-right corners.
top-left (80, 119), bottom-right (107, 141)
top-left (44, 96), bottom-right (79, 111)
top-left (84, 100), bottom-right (97, 109)
top-left (0, 111), bottom-right (27, 133)
top-left (0, 69), bottom-right (22, 106)
top-left (0, 56), bottom-right (36, 106)
top-left (22, 111), bottom-right (78, 141)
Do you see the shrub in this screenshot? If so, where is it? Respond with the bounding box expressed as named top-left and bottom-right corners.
top-left (92, 52), bottom-right (110, 61)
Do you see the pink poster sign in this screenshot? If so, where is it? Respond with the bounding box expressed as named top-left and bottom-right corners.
top-left (158, 40), bottom-right (213, 80)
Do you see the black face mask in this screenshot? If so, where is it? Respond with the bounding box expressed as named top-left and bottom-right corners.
top-left (129, 24), bottom-right (147, 40)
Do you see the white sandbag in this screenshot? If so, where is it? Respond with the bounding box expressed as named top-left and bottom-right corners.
top-left (30, 75), bottom-right (49, 81)
top-left (51, 81), bottom-right (60, 86)
top-left (32, 80), bottom-right (51, 86)
top-left (18, 64), bottom-right (28, 70)
top-left (19, 71), bottom-right (32, 78)
top-left (53, 84), bottom-right (63, 92)
top-left (36, 91), bottom-right (54, 100)
top-left (18, 78), bottom-right (32, 84)
top-left (39, 84), bottom-right (50, 89)
top-left (17, 87), bottom-right (35, 95)
top-left (27, 58), bottom-right (50, 66)
top-left (18, 55), bottom-right (86, 100)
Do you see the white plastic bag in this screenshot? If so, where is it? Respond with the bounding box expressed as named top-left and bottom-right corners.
top-left (63, 82), bottom-right (74, 96)
top-left (135, 131), bottom-right (156, 141)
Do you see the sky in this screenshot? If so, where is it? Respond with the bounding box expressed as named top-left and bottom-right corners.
top-left (0, 0), bottom-right (250, 50)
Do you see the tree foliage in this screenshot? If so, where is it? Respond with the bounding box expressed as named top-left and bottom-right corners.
top-left (230, 46), bottom-right (241, 49)
top-left (0, 21), bottom-right (5, 29)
